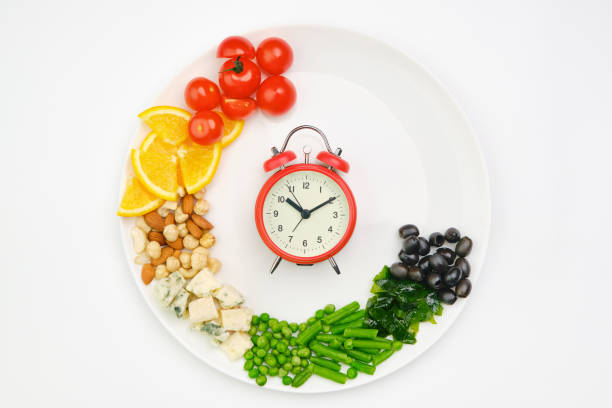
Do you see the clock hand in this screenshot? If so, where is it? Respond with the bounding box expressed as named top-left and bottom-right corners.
top-left (308, 196), bottom-right (338, 214)
top-left (291, 217), bottom-right (304, 232)
top-left (285, 197), bottom-right (303, 213)
top-left (287, 186), bottom-right (303, 209)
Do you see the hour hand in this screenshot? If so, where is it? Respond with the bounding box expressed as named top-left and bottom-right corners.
top-left (285, 197), bottom-right (303, 213)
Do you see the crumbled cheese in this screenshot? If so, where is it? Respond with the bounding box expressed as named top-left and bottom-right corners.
top-left (154, 271), bottom-right (186, 307)
top-left (188, 295), bottom-right (218, 323)
top-left (213, 284), bottom-right (245, 309)
top-left (171, 288), bottom-right (189, 318)
top-left (220, 307), bottom-right (253, 331)
top-left (185, 269), bottom-right (220, 297)
top-left (220, 332), bottom-right (253, 360)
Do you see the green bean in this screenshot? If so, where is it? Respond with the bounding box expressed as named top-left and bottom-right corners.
top-left (328, 338), bottom-right (342, 349)
top-left (311, 357), bottom-right (341, 371)
top-left (291, 365), bottom-right (313, 388)
top-left (296, 320), bottom-right (322, 346)
top-left (313, 364), bottom-right (347, 384)
top-left (282, 375), bottom-right (292, 385)
top-left (346, 367), bottom-right (358, 379)
top-left (360, 347), bottom-right (380, 355)
top-left (316, 334), bottom-right (345, 342)
top-left (346, 349), bottom-right (372, 362)
top-left (322, 324), bottom-right (331, 332)
top-left (392, 340), bottom-right (403, 351)
top-left (322, 301), bottom-right (360, 325)
top-left (343, 328), bottom-right (378, 339)
top-left (352, 339), bottom-right (392, 350)
top-left (343, 339), bottom-right (354, 350)
top-left (330, 319), bottom-right (363, 335)
top-left (349, 360), bottom-right (376, 375)
top-left (291, 366), bottom-right (303, 375)
top-left (298, 323), bottom-right (307, 332)
top-left (256, 375), bottom-right (267, 386)
top-left (324, 304), bottom-right (336, 314)
top-left (307, 316), bottom-right (317, 325)
top-left (335, 309), bottom-right (366, 325)
top-left (372, 349), bottom-right (394, 366)
top-left (310, 341), bottom-right (353, 364)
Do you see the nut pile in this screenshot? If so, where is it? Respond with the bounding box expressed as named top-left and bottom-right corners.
top-left (131, 187), bottom-right (220, 284)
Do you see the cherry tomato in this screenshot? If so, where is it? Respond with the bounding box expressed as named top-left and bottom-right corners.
top-left (256, 37), bottom-right (293, 75)
top-left (256, 75), bottom-right (296, 116)
top-left (217, 36), bottom-right (255, 59)
top-left (188, 111), bottom-right (224, 145)
top-left (218, 57), bottom-right (261, 98)
top-left (184, 77), bottom-right (220, 111)
top-left (220, 96), bottom-right (257, 120)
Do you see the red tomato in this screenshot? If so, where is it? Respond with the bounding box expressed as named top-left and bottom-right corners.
top-left (188, 111), bottom-right (224, 145)
top-left (220, 96), bottom-right (257, 120)
top-left (256, 75), bottom-right (296, 116)
top-left (184, 77), bottom-right (220, 111)
top-left (218, 57), bottom-right (261, 98)
top-left (256, 37), bottom-right (293, 75)
top-left (216, 36), bottom-right (255, 59)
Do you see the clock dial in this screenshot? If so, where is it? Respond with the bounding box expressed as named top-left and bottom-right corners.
top-left (261, 170), bottom-right (351, 258)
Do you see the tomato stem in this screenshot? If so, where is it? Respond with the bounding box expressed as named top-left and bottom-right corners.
top-left (219, 56), bottom-right (244, 74)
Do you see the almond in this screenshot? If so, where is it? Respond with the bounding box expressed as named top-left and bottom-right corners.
top-left (165, 213), bottom-right (175, 226)
top-left (141, 264), bottom-right (155, 284)
top-left (191, 214), bottom-right (214, 230)
top-left (144, 212), bottom-right (165, 231)
top-left (186, 219), bottom-right (203, 239)
top-left (151, 247), bottom-right (173, 266)
top-left (147, 231), bottom-right (165, 246)
top-left (173, 249), bottom-right (182, 258)
top-left (167, 237), bottom-right (184, 250)
top-left (182, 195), bottom-right (194, 214)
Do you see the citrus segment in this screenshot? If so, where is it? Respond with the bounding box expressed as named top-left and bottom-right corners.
top-left (138, 106), bottom-right (192, 146)
top-left (117, 177), bottom-right (164, 216)
top-left (217, 111), bottom-right (245, 148)
top-left (178, 141), bottom-right (222, 193)
top-left (131, 149), bottom-right (179, 200)
top-left (140, 131), bottom-right (178, 156)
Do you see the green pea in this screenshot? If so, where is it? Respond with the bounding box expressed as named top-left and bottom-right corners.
top-left (282, 375), bottom-right (292, 385)
top-left (280, 320), bottom-right (288, 327)
top-left (280, 338), bottom-right (289, 345)
top-left (256, 375), bottom-right (267, 386)
top-left (297, 347), bottom-right (310, 358)
top-left (291, 366), bottom-right (303, 375)
top-left (291, 349), bottom-right (298, 356)
top-left (273, 332), bottom-right (282, 339)
top-left (324, 304), bottom-right (336, 314)
top-left (281, 327), bottom-right (292, 338)
top-left (282, 362), bottom-right (293, 371)
top-left (347, 367), bottom-right (358, 379)
top-left (256, 348), bottom-right (267, 358)
top-left (307, 317), bottom-right (317, 325)
top-left (289, 323), bottom-right (298, 332)
top-left (298, 323), bottom-right (307, 332)
top-left (256, 336), bottom-right (269, 348)
top-left (251, 346), bottom-right (261, 354)
top-left (260, 313), bottom-right (270, 322)
top-left (247, 368), bottom-right (259, 378)
top-left (291, 356), bottom-right (301, 366)
top-left (251, 315), bottom-right (260, 325)
top-left (259, 365), bottom-right (269, 375)
top-left (272, 349), bottom-right (279, 356)
top-left (315, 309), bottom-right (325, 319)
top-left (276, 342), bottom-right (288, 353)
top-left (289, 337), bottom-right (297, 346)
top-left (244, 350), bottom-right (254, 360)
top-left (392, 340), bottom-right (403, 351)
top-left (322, 324), bottom-right (331, 332)
top-left (257, 322), bottom-right (268, 332)
top-left (277, 354), bottom-right (287, 364)
top-left (248, 326), bottom-right (257, 336)
top-left (271, 324), bottom-right (282, 333)
top-left (253, 356), bottom-right (263, 365)
top-left (269, 318), bottom-right (278, 326)
top-left (300, 359), bottom-right (308, 368)
top-left (265, 354), bottom-right (278, 367)
top-left (251, 335), bottom-right (259, 344)
top-left (270, 338), bottom-right (279, 347)
top-left (269, 367), bottom-right (279, 377)
top-left (263, 331), bottom-right (273, 340)
top-left (243, 360), bottom-right (254, 370)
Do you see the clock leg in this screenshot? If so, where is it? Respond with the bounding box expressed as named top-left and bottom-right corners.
top-left (269, 256), bottom-right (282, 274)
top-left (328, 257), bottom-right (341, 275)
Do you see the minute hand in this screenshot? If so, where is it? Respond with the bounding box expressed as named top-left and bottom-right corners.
top-left (308, 196), bottom-right (337, 214)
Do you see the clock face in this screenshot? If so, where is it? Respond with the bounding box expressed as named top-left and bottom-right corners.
top-left (260, 169), bottom-right (353, 260)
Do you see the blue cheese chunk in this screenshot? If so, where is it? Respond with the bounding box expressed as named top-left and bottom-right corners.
top-left (188, 295), bottom-right (218, 323)
top-left (185, 269), bottom-right (220, 297)
top-left (213, 284), bottom-right (245, 309)
top-left (199, 321), bottom-right (230, 344)
top-left (220, 332), bottom-right (253, 360)
top-left (171, 288), bottom-right (189, 318)
top-left (154, 271), bottom-right (186, 307)
top-left (220, 307), bottom-right (253, 331)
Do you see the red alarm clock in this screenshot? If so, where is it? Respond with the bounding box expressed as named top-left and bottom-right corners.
top-left (255, 125), bottom-right (357, 274)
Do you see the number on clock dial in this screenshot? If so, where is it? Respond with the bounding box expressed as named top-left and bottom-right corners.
top-left (262, 170), bottom-right (350, 257)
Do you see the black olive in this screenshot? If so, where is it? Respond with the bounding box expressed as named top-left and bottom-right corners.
top-left (390, 262), bottom-right (409, 280)
top-left (407, 266), bottom-right (424, 282)
top-left (443, 267), bottom-right (462, 287)
top-left (402, 236), bottom-right (420, 254)
top-left (426, 272), bottom-right (443, 290)
top-left (454, 257), bottom-right (470, 278)
top-left (455, 236), bottom-right (473, 257)
top-left (455, 278), bottom-right (472, 298)
top-left (436, 247), bottom-right (456, 264)
top-left (444, 227), bottom-right (461, 243)
top-left (428, 232), bottom-right (445, 247)
top-left (417, 237), bottom-right (430, 256)
top-left (437, 288), bottom-right (457, 304)
top-left (398, 250), bottom-right (419, 265)
top-left (418, 255), bottom-right (431, 273)
top-left (398, 224), bottom-right (419, 238)
top-left (429, 253), bottom-right (448, 272)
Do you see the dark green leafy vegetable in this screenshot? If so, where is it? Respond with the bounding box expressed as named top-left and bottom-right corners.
top-left (365, 266), bottom-right (443, 344)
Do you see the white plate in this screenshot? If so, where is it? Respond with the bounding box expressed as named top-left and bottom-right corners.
top-left (119, 25), bottom-right (490, 393)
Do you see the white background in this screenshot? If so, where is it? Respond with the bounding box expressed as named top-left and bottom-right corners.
top-left (1, 0), bottom-right (611, 407)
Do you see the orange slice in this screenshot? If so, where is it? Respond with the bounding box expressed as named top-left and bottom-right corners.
top-left (140, 131), bottom-right (178, 156)
top-left (216, 111), bottom-right (245, 148)
top-left (138, 106), bottom-right (192, 146)
top-left (177, 140), bottom-right (222, 193)
top-left (131, 149), bottom-right (178, 200)
top-left (117, 177), bottom-right (164, 216)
